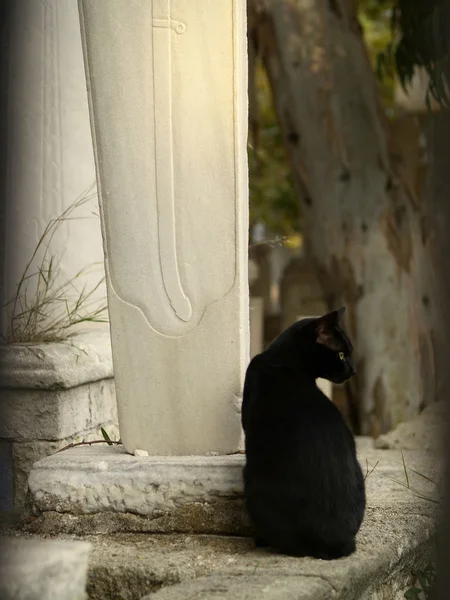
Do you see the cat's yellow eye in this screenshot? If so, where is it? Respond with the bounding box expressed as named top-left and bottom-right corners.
top-left (338, 352), bottom-right (345, 360)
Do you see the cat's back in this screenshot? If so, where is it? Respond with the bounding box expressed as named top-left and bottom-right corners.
top-left (242, 350), bottom-right (344, 426)
top-left (242, 350), bottom-right (357, 472)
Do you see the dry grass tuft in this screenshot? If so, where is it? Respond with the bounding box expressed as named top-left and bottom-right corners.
top-left (2, 183), bottom-right (108, 344)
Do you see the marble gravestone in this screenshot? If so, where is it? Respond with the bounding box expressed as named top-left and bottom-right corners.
top-left (78, 0), bottom-right (249, 455)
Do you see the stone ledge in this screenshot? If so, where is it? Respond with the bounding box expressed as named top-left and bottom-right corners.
top-left (0, 327), bottom-right (113, 390)
top-left (140, 530), bottom-right (433, 600)
top-left (29, 449), bottom-right (245, 516)
top-left (0, 536), bottom-right (92, 600)
top-left (26, 439), bottom-right (440, 538)
top-left (0, 327), bottom-right (118, 512)
top-left (28, 447), bottom-right (248, 535)
top-left (1, 379), bottom-right (117, 441)
top-left (16, 438), bottom-right (440, 599)
top-left (11, 424), bottom-right (120, 511)
top-left (11, 502), bottom-right (436, 600)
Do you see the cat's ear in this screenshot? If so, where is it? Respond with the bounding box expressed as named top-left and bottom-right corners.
top-left (315, 307), bottom-right (345, 346)
top-left (335, 306), bottom-right (346, 322)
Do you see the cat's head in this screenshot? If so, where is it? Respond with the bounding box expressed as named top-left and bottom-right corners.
top-left (305, 307), bottom-right (355, 384)
top-left (267, 307), bottom-right (355, 384)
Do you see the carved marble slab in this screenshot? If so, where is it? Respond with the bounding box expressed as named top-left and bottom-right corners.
top-left (79, 0), bottom-right (249, 454)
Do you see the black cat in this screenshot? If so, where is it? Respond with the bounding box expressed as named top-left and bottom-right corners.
top-left (242, 307), bottom-right (365, 559)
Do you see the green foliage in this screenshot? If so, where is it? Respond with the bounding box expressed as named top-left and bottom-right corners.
top-left (404, 565), bottom-right (436, 599)
top-left (248, 3), bottom-right (422, 235)
top-left (376, 0), bottom-right (450, 108)
top-left (248, 62), bottom-right (299, 236)
top-left (358, 0), bottom-right (396, 108)
top-left (249, 0), bottom-right (449, 235)
top-left (101, 427), bottom-right (113, 446)
top-left (248, 4), bottom-right (402, 237)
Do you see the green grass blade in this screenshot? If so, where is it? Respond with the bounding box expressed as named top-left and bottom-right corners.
top-left (101, 428), bottom-right (113, 446)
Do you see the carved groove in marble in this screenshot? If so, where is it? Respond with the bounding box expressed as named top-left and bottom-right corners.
top-left (152, 0), bottom-right (191, 322)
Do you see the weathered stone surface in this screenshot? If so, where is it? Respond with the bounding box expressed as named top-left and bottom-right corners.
top-left (141, 575), bottom-right (329, 600)
top-left (141, 566), bottom-right (422, 600)
top-left (13, 425), bottom-right (120, 510)
top-left (0, 330), bottom-right (113, 389)
top-left (25, 500), bottom-right (250, 538)
top-left (375, 401), bottom-right (448, 453)
top-left (0, 536), bottom-right (91, 600)
top-left (0, 329), bottom-right (118, 511)
top-left (79, 0), bottom-right (249, 455)
top-left (0, 440), bottom-right (14, 512)
top-left (10, 436), bottom-right (439, 599)
top-left (0, 378), bottom-right (116, 441)
top-left (26, 439), bottom-right (440, 539)
top-left (140, 562), bottom-right (426, 600)
top-left (28, 447), bottom-right (245, 521)
top-left (138, 491), bottom-right (436, 599)
top-left (13, 491), bottom-right (437, 600)
top-left (8, 485), bottom-right (436, 600)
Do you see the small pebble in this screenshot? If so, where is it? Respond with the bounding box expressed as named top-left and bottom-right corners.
top-left (134, 448), bottom-right (149, 457)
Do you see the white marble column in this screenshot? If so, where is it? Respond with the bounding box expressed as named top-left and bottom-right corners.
top-left (250, 297), bottom-right (264, 359)
top-left (1, 0), bottom-right (106, 335)
top-left (78, 0), bottom-right (249, 455)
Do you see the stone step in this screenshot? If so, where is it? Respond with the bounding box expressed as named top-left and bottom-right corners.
top-left (26, 438), bottom-right (438, 536)
top-left (27, 447), bottom-right (248, 536)
top-left (7, 506), bottom-right (435, 600)
top-left (0, 328), bottom-right (118, 512)
top-left (21, 438), bottom-right (439, 599)
top-left (92, 510), bottom-right (436, 600)
top-left (0, 536), bottom-right (91, 600)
